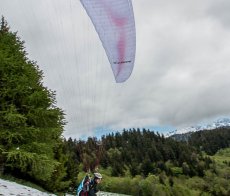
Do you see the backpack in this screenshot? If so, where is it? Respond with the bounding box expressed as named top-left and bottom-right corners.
top-left (76, 175), bottom-right (90, 196)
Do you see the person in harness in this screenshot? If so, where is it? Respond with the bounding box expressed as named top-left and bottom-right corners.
top-left (77, 172), bottom-right (102, 196)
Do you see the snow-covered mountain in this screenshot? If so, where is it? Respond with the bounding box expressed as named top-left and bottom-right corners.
top-left (166, 117), bottom-right (230, 137)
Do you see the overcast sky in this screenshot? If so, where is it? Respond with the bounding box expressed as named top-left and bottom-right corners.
top-left (1, 0), bottom-right (230, 139)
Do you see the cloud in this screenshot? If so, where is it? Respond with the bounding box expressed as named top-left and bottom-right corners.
top-left (1, 0), bottom-right (230, 139)
top-left (207, 0), bottom-right (230, 28)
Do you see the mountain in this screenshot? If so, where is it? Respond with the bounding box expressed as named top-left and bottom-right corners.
top-left (166, 117), bottom-right (230, 139)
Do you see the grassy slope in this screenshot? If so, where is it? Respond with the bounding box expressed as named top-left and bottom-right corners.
top-left (1, 148), bottom-right (230, 195)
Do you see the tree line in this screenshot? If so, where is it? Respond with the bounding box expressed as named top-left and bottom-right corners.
top-left (188, 127), bottom-right (230, 155)
top-left (65, 129), bottom-right (212, 178)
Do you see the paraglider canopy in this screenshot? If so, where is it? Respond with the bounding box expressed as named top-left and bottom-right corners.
top-left (80, 0), bottom-right (136, 83)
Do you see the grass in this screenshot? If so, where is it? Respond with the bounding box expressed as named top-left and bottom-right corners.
top-left (211, 148), bottom-right (230, 166)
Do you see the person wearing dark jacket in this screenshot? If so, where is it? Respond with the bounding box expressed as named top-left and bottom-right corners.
top-left (77, 173), bottom-right (102, 196)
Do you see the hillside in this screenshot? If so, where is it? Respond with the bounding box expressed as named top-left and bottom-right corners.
top-left (1, 147), bottom-right (230, 195)
top-left (170, 127), bottom-right (230, 155)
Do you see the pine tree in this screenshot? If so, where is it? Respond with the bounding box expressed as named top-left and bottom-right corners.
top-left (0, 17), bottom-right (69, 191)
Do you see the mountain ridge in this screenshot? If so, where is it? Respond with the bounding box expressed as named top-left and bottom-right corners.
top-left (166, 117), bottom-right (230, 138)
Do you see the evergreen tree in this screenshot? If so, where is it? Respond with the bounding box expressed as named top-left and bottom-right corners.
top-left (188, 127), bottom-right (230, 155)
top-left (0, 17), bottom-right (69, 191)
top-left (62, 138), bottom-right (79, 190)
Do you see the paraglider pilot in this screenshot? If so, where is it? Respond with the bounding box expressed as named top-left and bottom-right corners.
top-left (77, 173), bottom-right (102, 196)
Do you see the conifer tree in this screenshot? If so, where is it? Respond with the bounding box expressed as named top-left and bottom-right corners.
top-left (0, 17), bottom-right (69, 191)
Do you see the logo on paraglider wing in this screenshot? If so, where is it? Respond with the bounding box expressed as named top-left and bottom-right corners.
top-left (113, 60), bottom-right (131, 64)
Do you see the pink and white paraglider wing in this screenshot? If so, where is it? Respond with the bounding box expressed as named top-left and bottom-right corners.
top-left (80, 0), bottom-right (136, 83)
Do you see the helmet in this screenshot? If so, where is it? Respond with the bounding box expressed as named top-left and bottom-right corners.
top-left (94, 172), bottom-right (102, 179)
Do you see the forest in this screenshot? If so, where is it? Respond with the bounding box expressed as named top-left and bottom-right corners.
top-left (0, 17), bottom-right (230, 195)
